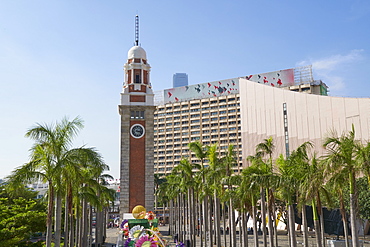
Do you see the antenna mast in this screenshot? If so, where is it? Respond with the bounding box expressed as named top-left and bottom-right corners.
top-left (135, 15), bottom-right (139, 46)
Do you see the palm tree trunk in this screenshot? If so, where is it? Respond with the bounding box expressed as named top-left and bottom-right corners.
top-left (349, 193), bottom-right (360, 247)
top-left (55, 194), bottom-right (62, 247)
top-left (240, 217), bottom-right (243, 246)
top-left (69, 213), bottom-right (74, 247)
top-left (273, 203), bottom-right (278, 247)
top-left (184, 193), bottom-right (188, 243)
top-left (96, 208), bottom-right (102, 246)
top-left (317, 194), bottom-right (326, 247)
top-left (75, 207), bottom-right (80, 247)
top-left (288, 204), bottom-right (297, 247)
top-left (189, 188), bottom-right (195, 247)
top-left (104, 208), bottom-right (107, 244)
top-left (260, 188), bottom-right (267, 247)
top-left (319, 208), bottom-right (326, 247)
top-left (338, 192), bottom-right (350, 247)
top-left (302, 205), bottom-right (309, 247)
top-left (222, 203), bottom-right (227, 247)
top-left (312, 200), bottom-right (322, 247)
top-left (170, 200), bottom-right (174, 235)
top-left (88, 204), bottom-right (92, 247)
top-left (192, 192), bottom-right (197, 247)
top-left (242, 211), bottom-right (249, 247)
top-left (64, 194), bottom-right (69, 247)
top-left (214, 191), bottom-right (221, 247)
top-left (46, 181), bottom-right (54, 247)
top-left (199, 201), bottom-right (204, 247)
top-left (81, 198), bottom-right (88, 247)
top-left (204, 195), bottom-right (209, 247)
top-left (175, 198), bottom-right (179, 242)
top-left (209, 197), bottom-right (214, 246)
top-left (178, 197), bottom-right (182, 242)
top-left (229, 198), bottom-right (237, 247)
top-left (252, 205), bottom-right (259, 247)
top-left (266, 189), bottom-right (274, 247)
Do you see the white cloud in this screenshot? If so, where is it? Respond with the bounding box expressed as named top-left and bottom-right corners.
top-left (312, 50), bottom-right (363, 71)
top-left (297, 50), bottom-right (364, 92)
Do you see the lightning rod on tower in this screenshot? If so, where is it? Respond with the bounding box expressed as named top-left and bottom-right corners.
top-left (135, 15), bottom-right (139, 46)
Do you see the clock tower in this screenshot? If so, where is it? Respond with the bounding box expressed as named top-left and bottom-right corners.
top-left (119, 15), bottom-right (155, 214)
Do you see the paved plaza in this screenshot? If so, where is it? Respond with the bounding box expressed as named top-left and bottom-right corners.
top-left (102, 225), bottom-right (370, 247)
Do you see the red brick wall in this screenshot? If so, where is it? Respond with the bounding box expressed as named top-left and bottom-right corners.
top-left (130, 95), bottom-right (145, 102)
top-left (129, 121), bottom-right (146, 211)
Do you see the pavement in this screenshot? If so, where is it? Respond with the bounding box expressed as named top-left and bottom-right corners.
top-left (103, 225), bottom-right (370, 247)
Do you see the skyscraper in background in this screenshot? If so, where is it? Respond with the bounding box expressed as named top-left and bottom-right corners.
top-left (173, 73), bottom-right (188, 87)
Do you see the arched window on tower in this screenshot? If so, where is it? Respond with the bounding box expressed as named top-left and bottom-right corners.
top-left (134, 69), bottom-right (141, 83)
top-left (135, 74), bottom-right (141, 83)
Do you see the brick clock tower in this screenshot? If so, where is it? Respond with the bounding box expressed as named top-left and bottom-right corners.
top-left (119, 15), bottom-right (155, 214)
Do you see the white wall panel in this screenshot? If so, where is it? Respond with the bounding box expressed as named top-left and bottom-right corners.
top-left (239, 78), bottom-right (370, 164)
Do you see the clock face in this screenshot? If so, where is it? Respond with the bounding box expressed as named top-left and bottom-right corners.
top-left (130, 124), bottom-right (145, 138)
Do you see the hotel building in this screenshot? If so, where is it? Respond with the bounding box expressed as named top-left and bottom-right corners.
top-left (152, 66), bottom-right (334, 175)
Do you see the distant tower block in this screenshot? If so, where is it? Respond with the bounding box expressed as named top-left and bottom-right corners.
top-left (119, 15), bottom-right (155, 214)
top-left (173, 73), bottom-right (188, 87)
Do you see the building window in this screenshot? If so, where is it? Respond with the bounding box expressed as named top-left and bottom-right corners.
top-left (131, 111), bottom-right (144, 119)
top-left (135, 74), bottom-right (141, 83)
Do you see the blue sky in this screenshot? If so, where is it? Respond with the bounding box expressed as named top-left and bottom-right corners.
top-left (1, 0), bottom-right (369, 179)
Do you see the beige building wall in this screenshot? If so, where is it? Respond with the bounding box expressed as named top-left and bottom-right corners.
top-left (239, 78), bottom-right (370, 165)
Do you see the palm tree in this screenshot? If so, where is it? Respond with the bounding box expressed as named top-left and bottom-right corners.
top-left (9, 117), bottom-right (84, 247)
top-left (325, 171), bottom-right (350, 247)
top-left (8, 117), bottom-right (112, 247)
top-left (70, 153), bottom-right (112, 247)
top-left (242, 157), bottom-right (266, 247)
top-left (188, 141), bottom-right (209, 247)
top-left (206, 144), bottom-right (224, 247)
top-left (255, 137), bottom-right (275, 247)
top-left (323, 126), bottom-right (361, 247)
top-left (276, 142), bottom-right (313, 247)
top-left (247, 137), bottom-right (277, 247)
top-left (221, 145), bottom-right (237, 246)
top-left (290, 143), bottom-right (328, 247)
top-left (233, 173), bottom-right (252, 247)
top-left (173, 158), bottom-right (200, 247)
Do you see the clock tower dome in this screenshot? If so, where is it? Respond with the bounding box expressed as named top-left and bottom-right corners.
top-left (119, 15), bottom-right (155, 214)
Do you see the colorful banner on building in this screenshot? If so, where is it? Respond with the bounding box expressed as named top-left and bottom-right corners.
top-left (162, 68), bottom-right (295, 104)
